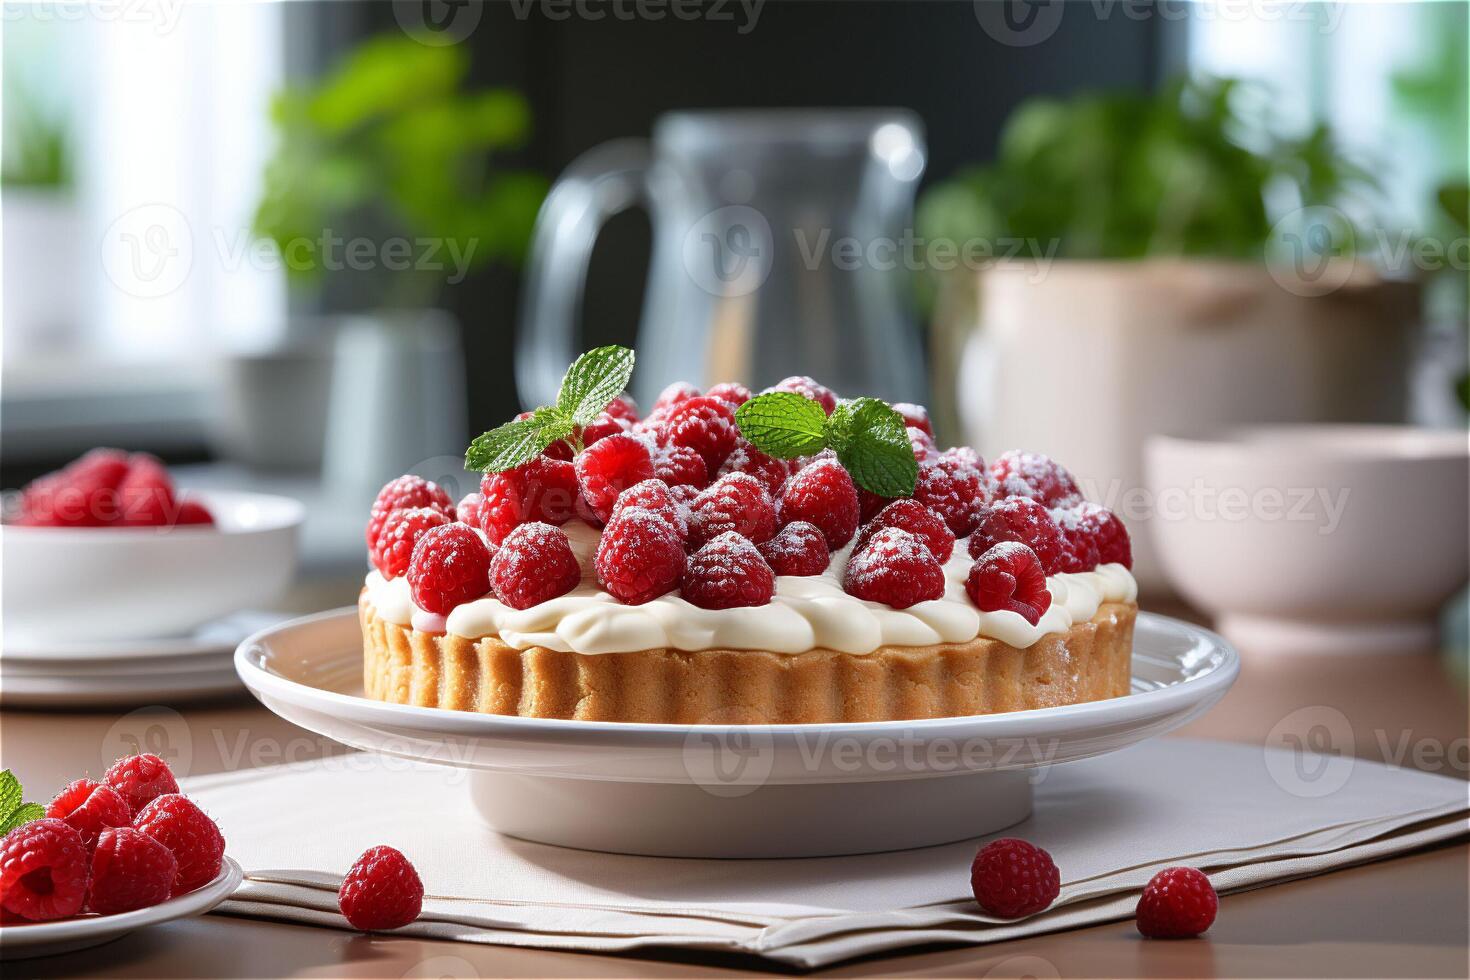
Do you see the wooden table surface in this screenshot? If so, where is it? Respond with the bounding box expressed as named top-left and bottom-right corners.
top-left (3, 604), bottom-right (1466, 978)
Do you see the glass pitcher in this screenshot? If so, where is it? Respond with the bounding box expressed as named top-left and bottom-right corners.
top-left (514, 109), bottom-right (929, 409)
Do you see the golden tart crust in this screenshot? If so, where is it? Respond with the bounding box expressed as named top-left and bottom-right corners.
top-left (359, 593), bottom-right (1137, 724)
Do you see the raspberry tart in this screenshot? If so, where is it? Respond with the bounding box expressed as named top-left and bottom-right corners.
top-left (359, 348), bottom-right (1137, 724)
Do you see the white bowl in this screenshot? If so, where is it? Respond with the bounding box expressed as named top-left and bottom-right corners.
top-left (3, 490), bottom-right (303, 644)
top-left (1146, 425), bottom-right (1469, 656)
top-left (236, 608), bottom-right (1238, 857)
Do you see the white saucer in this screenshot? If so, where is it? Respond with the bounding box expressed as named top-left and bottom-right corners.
top-left (236, 608), bottom-right (1238, 857)
top-left (0, 857), bottom-right (243, 959)
top-left (0, 667), bottom-right (246, 707)
top-left (2, 610), bottom-right (288, 663)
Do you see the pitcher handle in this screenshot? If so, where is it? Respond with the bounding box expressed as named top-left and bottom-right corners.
top-left (514, 139), bottom-right (653, 409)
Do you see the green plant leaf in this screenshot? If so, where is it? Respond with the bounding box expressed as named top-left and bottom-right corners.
top-left (465, 407), bottom-right (572, 473)
top-left (0, 803), bottom-right (43, 835)
top-left (826, 398), bottom-right (918, 497)
top-left (556, 346), bottom-right (636, 425)
top-left (0, 770), bottom-right (43, 834)
top-left (0, 770), bottom-right (20, 822)
top-left (735, 392), bottom-right (830, 459)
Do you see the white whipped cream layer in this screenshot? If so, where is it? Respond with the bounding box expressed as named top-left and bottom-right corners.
top-left (365, 520), bottom-right (1136, 655)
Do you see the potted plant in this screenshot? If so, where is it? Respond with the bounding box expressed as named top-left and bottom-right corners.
top-left (243, 35), bottom-right (546, 491)
top-left (918, 77), bottom-right (1420, 595)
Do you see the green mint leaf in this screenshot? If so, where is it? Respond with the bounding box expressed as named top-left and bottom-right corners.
top-left (465, 407), bottom-right (573, 472)
top-left (0, 802), bottom-right (43, 834)
top-left (556, 345), bottom-right (636, 426)
top-left (827, 397), bottom-right (918, 497)
top-left (0, 770), bottom-right (20, 824)
top-left (735, 392), bottom-right (829, 459)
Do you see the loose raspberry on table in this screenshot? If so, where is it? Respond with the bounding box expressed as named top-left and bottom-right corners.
top-left (717, 442), bottom-right (794, 497)
top-left (970, 837), bottom-right (1061, 918)
top-left (407, 522), bottom-right (493, 615)
top-left (1054, 501), bottom-right (1132, 569)
top-left (913, 454), bottom-right (990, 537)
top-left (855, 499), bottom-right (956, 563)
top-left (844, 527), bottom-right (946, 609)
top-left (87, 827), bottom-right (176, 915)
top-left (104, 753), bottom-right (180, 817)
top-left (650, 442), bottom-right (709, 489)
top-left (659, 395), bottom-right (739, 472)
top-left (967, 496), bottom-right (1067, 575)
top-left (766, 375), bottom-right (837, 414)
top-left (611, 479), bottom-right (690, 542)
top-left (132, 794), bottom-right (225, 896)
top-left (967, 542), bottom-right (1053, 625)
top-left (490, 522), bottom-right (581, 610)
top-left (706, 381), bottom-right (753, 407)
top-left (46, 779), bottom-right (132, 850)
top-left (757, 521), bottom-right (830, 576)
top-left (366, 476), bottom-right (452, 556)
top-left (339, 845), bottom-right (423, 932)
top-left (779, 459), bottom-right (860, 550)
top-left (0, 818), bottom-right (89, 921)
top-left (892, 402), bottom-right (933, 437)
top-left (1136, 866), bottom-right (1217, 938)
top-left (990, 450), bottom-right (1082, 507)
top-left (689, 473), bottom-right (777, 548)
top-left (681, 532), bottom-right (775, 609)
top-left (575, 433), bottom-right (655, 522)
top-left (455, 492), bottom-right (483, 526)
top-left (373, 507), bottom-right (452, 579)
top-left (594, 508), bottom-right (687, 604)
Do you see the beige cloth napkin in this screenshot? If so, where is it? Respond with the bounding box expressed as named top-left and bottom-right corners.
top-left (186, 738), bottom-right (1469, 968)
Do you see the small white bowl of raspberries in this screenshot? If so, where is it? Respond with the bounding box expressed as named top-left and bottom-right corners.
top-left (2, 449), bottom-right (303, 644)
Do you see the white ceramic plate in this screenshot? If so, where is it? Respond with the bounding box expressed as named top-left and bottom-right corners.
top-left (0, 857), bottom-right (242, 959)
top-left (0, 667), bottom-right (245, 707)
top-left (2, 611), bottom-right (290, 664)
top-left (234, 609), bottom-right (1239, 857)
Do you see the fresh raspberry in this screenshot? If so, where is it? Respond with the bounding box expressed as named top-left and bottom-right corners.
top-left (1053, 522), bottom-right (1101, 574)
top-left (892, 402), bottom-right (933, 436)
top-left (104, 753), bottom-right (180, 817)
top-left (132, 794), bottom-right (225, 895)
top-left (18, 449), bottom-right (133, 526)
top-left (990, 450), bottom-right (1082, 507)
top-left (579, 410), bottom-right (630, 447)
top-left (914, 454), bottom-right (990, 537)
top-left (967, 497), bottom-right (1067, 575)
top-left (716, 443), bottom-right (794, 497)
top-left (610, 479), bottom-right (690, 541)
top-left (173, 499), bottom-right (214, 525)
top-left (1054, 501), bottom-right (1132, 569)
top-left (479, 458), bottom-right (590, 540)
top-left (667, 482), bottom-right (700, 508)
top-left (908, 426), bottom-right (939, 462)
top-left (946, 445), bottom-right (985, 472)
top-left (575, 433), bottom-right (654, 522)
top-left (366, 476), bottom-right (452, 556)
top-left (46, 779), bottom-right (132, 850)
top-left (406, 522), bottom-right (492, 614)
top-left (766, 375), bottom-right (837, 414)
top-left (87, 827), bottom-right (176, 915)
top-left (967, 542), bottom-right (1053, 625)
top-left (650, 442), bottom-right (709, 489)
top-left (1136, 867), bottom-right (1218, 938)
top-left (854, 499), bottom-right (956, 563)
top-left (0, 818), bottom-right (89, 921)
top-left (757, 521), bottom-right (830, 576)
top-left (604, 393), bottom-right (640, 424)
top-left (115, 454), bottom-right (178, 526)
top-left (652, 381), bottom-right (700, 415)
top-left (970, 838), bottom-right (1061, 918)
top-left (706, 381), bottom-right (753, 407)
top-left (689, 473), bottom-right (777, 548)
top-left (338, 845), bottom-right (423, 932)
top-left (660, 395), bottom-right (739, 472)
top-left (594, 508), bottom-right (687, 604)
top-left (373, 507), bottom-right (451, 579)
top-left (857, 486), bottom-right (892, 524)
top-left (779, 459), bottom-right (860, 550)
top-left (71, 447), bottom-right (133, 487)
top-left (844, 527), bottom-right (946, 608)
top-left (681, 532), bottom-right (775, 609)
top-left (489, 522), bottom-right (581, 610)
top-left (455, 492), bottom-right (483, 526)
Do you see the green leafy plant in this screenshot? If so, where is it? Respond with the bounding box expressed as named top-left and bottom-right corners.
top-left (917, 76), bottom-right (1375, 263)
top-left (736, 393), bottom-right (917, 497)
top-left (252, 34), bottom-right (547, 305)
top-left (2, 76), bottom-right (72, 190)
top-left (0, 769), bottom-right (44, 834)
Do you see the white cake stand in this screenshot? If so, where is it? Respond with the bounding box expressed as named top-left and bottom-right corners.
top-left (236, 609), bottom-right (1237, 857)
